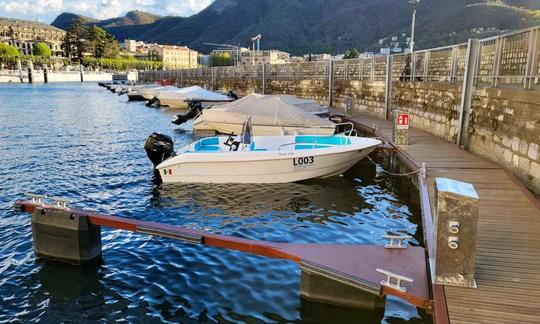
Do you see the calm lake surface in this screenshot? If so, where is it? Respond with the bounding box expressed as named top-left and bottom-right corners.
top-left (0, 83), bottom-right (426, 323)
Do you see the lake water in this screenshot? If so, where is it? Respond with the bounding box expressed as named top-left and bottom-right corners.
top-left (0, 83), bottom-right (426, 323)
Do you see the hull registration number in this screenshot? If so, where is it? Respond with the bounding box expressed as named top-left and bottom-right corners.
top-left (293, 156), bottom-right (314, 166)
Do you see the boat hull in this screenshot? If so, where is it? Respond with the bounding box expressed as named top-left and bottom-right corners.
top-left (157, 146), bottom-right (376, 184)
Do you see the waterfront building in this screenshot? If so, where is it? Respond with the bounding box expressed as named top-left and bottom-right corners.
top-left (303, 53), bottom-right (332, 62)
top-left (0, 17), bottom-right (65, 56)
top-left (240, 50), bottom-right (290, 66)
top-left (149, 44), bottom-right (198, 69)
top-left (123, 39), bottom-right (146, 52)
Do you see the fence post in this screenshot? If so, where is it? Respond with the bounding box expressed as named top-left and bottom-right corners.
top-left (423, 51), bottom-right (431, 82)
top-left (411, 52), bottom-right (417, 81)
top-left (328, 59), bottom-right (334, 108)
top-left (450, 46), bottom-right (459, 83)
top-left (359, 57), bottom-right (364, 81)
top-left (262, 63), bottom-right (268, 94)
top-left (344, 60), bottom-right (349, 81)
top-left (385, 55), bottom-right (393, 120)
top-left (457, 39), bottom-right (480, 149)
top-left (524, 28), bottom-right (539, 89)
top-left (370, 58), bottom-right (375, 81)
top-left (491, 37), bottom-right (503, 87)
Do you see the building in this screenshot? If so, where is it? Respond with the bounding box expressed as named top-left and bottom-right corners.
top-left (0, 17), bottom-right (65, 57)
top-left (303, 53), bottom-right (332, 62)
top-left (149, 44), bottom-right (198, 69)
top-left (240, 50), bottom-right (290, 66)
top-left (210, 47), bottom-right (249, 66)
top-left (123, 39), bottom-right (146, 53)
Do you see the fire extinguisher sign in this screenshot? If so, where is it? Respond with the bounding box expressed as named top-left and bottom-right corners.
top-left (397, 113), bottom-right (409, 129)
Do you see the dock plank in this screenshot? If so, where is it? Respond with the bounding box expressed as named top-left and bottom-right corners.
top-left (345, 112), bottom-right (540, 324)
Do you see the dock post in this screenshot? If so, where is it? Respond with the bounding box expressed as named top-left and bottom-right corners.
top-left (457, 38), bottom-right (480, 149)
top-left (434, 178), bottom-right (479, 287)
top-left (80, 65), bottom-right (84, 82)
top-left (31, 207), bottom-right (102, 265)
top-left (392, 110), bottom-right (410, 145)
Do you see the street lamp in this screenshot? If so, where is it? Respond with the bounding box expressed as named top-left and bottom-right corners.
top-left (409, 0), bottom-right (419, 53)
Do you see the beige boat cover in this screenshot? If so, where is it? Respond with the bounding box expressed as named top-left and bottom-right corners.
top-left (277, 95), bottom-right (327, 114)
top-left (197, 93), bottom-right (335, 128)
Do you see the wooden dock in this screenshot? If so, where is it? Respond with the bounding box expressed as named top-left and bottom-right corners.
top-left (346, 112), bottom-right (540, 324)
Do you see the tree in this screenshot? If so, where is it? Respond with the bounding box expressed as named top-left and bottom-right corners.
top-left (33, 42), bottom-right (52, 57)
top-left (343, 48), bottom-right (360, 59)
top-left (209, 52), bottom-right (232, 66)
top-left (86, 26), bottom-right (119, 59)
top-left (0, 43), bottom-right (20, 56)
top-left (62, 17), bottom-right (88, 63)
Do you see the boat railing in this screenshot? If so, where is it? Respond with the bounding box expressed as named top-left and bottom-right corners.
top-left (278, 142), bottom-right (298, 151)
top-left (334, 122), bottom-right (357, 137)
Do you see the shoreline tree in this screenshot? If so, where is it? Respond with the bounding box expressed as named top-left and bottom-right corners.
top-left (343, 48), bottom-right (360, 59)
top-left (32, 43), bottom-right (52, 58)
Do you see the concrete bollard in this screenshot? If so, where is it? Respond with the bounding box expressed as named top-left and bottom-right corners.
top-left (32, 207), bottom-right (102, 264)
top-left (434, 178), bottom-right (479, 287)
top-left (392, 110), bottom-right (409, 145)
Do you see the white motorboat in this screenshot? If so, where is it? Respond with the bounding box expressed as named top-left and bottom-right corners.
top-left (128, 85), bottom-right (178, 101)
top-left (154, 86), bottom-right (233, 109)
top-left (193, 93), bottom-right (336, 135)
top-left (154, 119), bottom-right (380, 183)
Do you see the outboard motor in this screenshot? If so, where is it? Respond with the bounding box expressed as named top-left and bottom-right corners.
top-left (171, 100), bottom-right (204, 125)
top-left (144, 133), bottom-right (175, 168)
top-left (226, 90), bottom-right (239, 100)
top-left (146, 96), bottom-right (160, 107)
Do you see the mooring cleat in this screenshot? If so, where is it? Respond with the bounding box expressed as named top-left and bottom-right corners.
top-left (382, 234), bottom-right (412, 249)
top-left (377, 268), bottom-right (414, 293)
top-left (51, 197), bottom-right (70, 209)
top-left (28, 193), bottom-right (47, 206)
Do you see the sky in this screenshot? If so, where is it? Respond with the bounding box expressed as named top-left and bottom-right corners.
top-left (0, 0), bottom-right (214, 24)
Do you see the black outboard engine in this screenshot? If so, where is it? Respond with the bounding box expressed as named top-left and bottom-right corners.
top-left (146, 96), bottom-right (160, 107)
top-left (226, 90), bottom-right (239, 100)
top-left (171, 100), bottom-right (204, 125)
top-left (144, 133), bottom-right (175, 168)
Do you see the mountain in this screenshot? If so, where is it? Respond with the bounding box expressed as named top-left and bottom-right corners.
top-left (51, 10), bottom-right (162, 30)
top-left (51, 0), bottom-right (540, 54)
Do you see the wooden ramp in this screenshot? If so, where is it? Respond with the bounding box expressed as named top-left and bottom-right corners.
top-left (346, 112), bottom-right (540, 324)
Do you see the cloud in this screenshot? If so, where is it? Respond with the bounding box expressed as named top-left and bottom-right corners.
top-left (0, 0), bottom-right (214, 23)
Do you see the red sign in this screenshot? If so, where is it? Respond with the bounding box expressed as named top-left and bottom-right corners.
top-left (397, 113), bottom-right (409, 128)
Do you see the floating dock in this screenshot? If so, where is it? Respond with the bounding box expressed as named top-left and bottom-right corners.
top-left (16, 199), bottom-right (431, 311)
top-left (347, 112), bottom-right (540, 324)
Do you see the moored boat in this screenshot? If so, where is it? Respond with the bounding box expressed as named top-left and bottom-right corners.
top-left (193, 93), bottom-right (336, 135)
top-left (154, 86), bottom-right (233, 109)
top-left (149, 120), bottom-right (380, 183)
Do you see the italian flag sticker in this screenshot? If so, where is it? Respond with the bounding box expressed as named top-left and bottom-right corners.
top-left (163, 169), bottom-right (173, 175)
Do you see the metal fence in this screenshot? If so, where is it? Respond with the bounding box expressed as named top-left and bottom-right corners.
top-left (140, 25), bottom-right (540, 90)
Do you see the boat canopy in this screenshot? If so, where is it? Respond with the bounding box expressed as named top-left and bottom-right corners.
top-left (156, 86), bottom-right (231, 102)
top-left (277, 95), bottom-right (327, 114)
top-left (196, 93), bottom-right (335, 128)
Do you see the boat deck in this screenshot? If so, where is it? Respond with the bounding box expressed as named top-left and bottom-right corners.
top-left (344, 111), bottom-right (540, 324)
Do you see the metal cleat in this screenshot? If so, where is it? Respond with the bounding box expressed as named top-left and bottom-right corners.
top-left (51, 197), bottom-right (70, 210)
top-left (377, 268), bottom-right (414, 293)
top-left (382, 234), bottom-right (412, 249)
top-left (28, 193), bottom-right (47, 206)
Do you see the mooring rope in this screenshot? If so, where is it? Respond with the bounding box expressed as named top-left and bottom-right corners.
top-left (366, 156), bottom-right (424, 177)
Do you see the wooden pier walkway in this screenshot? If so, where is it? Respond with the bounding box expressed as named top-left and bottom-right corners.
top-left (346, 111), bottom-right (540, 324)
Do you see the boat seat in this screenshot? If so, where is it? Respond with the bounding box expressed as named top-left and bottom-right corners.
top-left (196, 145), bottom-right (220, 151)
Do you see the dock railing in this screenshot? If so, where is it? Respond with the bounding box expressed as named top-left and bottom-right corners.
top-left (139, 25), bottom-right (540, 90)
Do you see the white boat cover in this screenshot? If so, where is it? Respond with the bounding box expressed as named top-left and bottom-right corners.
top-left (196, 93), bottom-right (335, 129)
top-left (156, 86), bottom-right (231, 102)
top-left (277, 95), bottom-right (328, 114)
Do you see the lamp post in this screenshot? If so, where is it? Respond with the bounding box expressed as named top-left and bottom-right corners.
top-left (409, 0), bottom-right (419, 53)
